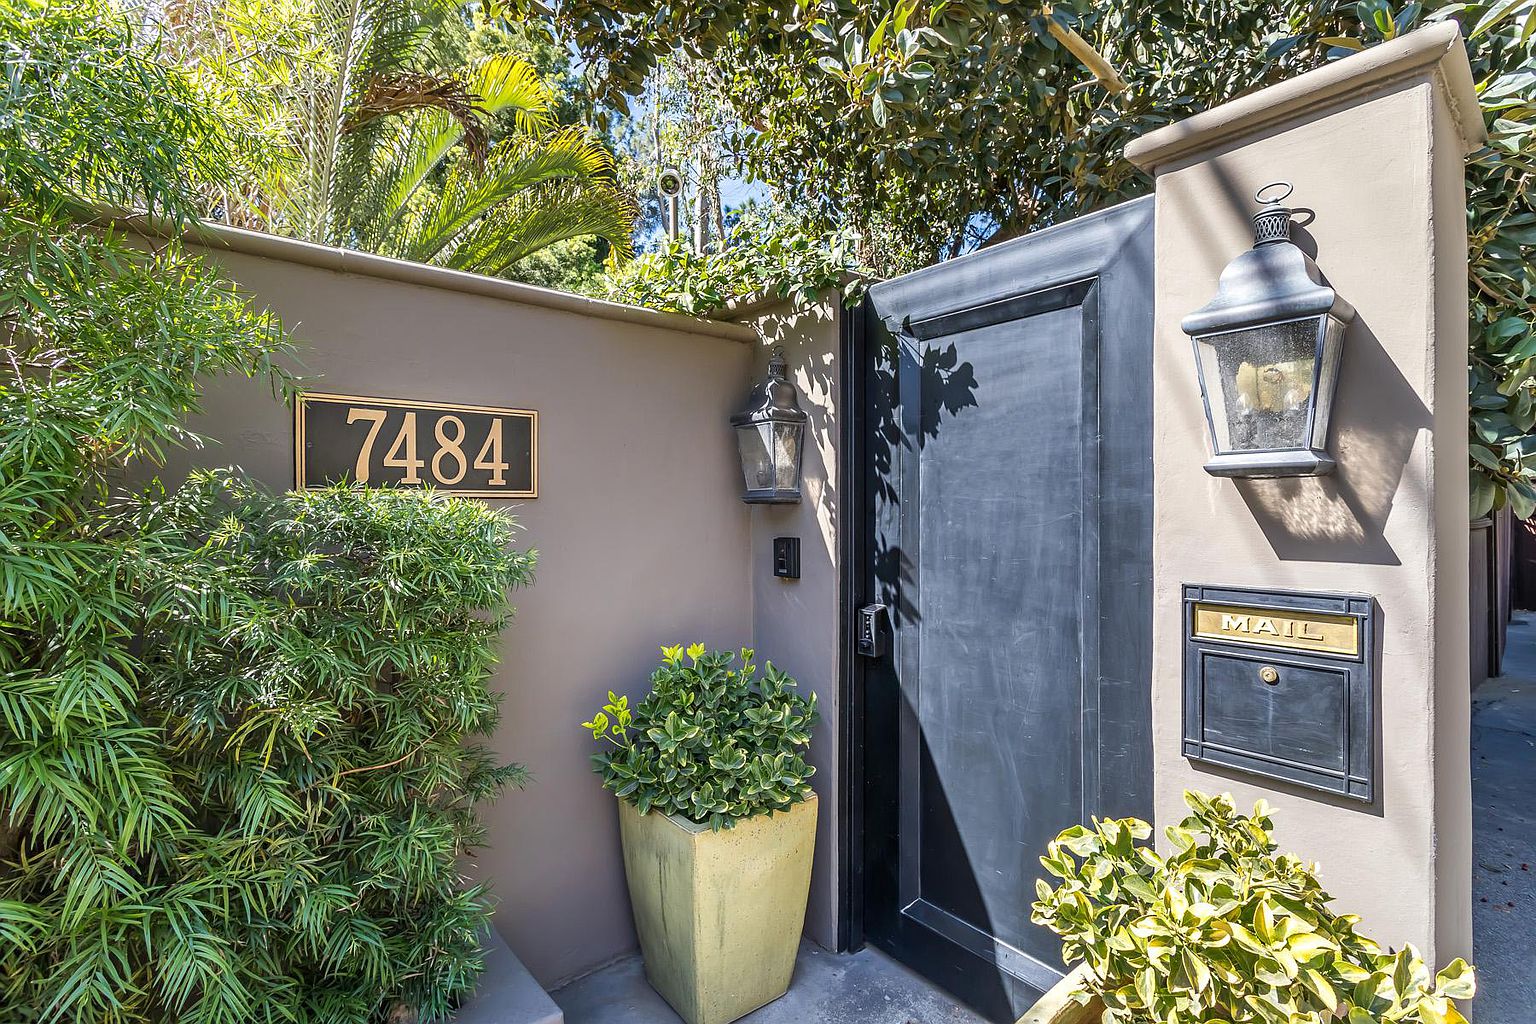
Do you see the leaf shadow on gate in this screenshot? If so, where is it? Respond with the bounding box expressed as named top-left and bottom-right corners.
top-left (865, 316), bottom-right (1030, 1021)
top-left (871, 331), bottom-right (980, 630)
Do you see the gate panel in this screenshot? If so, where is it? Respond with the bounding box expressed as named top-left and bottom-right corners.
top-left (859, 198), bottom-right (1154, 1021)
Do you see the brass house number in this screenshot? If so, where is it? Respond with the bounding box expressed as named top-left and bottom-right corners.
top-left (296, 392), bottom-right (537, 498)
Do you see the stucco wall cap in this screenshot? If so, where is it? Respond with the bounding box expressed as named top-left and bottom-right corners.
top-left (111, 214), bottom-right (757, 344)
top-left (1125, 22), bottom-right (1486, 174)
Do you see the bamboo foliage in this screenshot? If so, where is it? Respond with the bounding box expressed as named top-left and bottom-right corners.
top-left (1, 4), bottom-right (534, 1020)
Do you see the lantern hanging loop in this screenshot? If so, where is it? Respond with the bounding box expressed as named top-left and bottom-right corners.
top-left (1254, 180), bottom-right (1294, 205)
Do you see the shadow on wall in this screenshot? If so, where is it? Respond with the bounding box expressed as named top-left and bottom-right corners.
top-left (1234, 313), bottom-right (1426, 567)
top-left (757, 304), bottom-right (842, 566)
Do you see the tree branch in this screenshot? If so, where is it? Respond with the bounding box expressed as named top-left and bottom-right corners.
top-left (1042, 7), bottom-right (1127, 94)
top-left (333, 737), bottom-right (434, 781)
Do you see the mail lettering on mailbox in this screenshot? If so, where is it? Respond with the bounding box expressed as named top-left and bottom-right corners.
top-left (1191, 602), bottom-right (1359, 657)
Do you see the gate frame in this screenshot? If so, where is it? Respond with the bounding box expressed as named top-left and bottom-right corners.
top-left (835, 294), bottom-right (870, 953)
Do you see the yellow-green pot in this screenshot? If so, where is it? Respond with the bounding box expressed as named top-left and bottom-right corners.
top-left (617, 794), bottom-right (818, 1024)
top-left (1015, 966), bottom-right (1104, 1024)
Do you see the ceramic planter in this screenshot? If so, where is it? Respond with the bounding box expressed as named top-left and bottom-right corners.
top-left (617, 794), bottom-right (818, 1024)
top-left (1015, 967), bottom-right (1104, 1024)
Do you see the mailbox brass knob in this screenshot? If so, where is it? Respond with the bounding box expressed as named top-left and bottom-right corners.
top-left (1259, 666), bottom-right (1280, 684)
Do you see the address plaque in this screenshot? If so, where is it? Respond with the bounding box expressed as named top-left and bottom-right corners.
top-left (295, 392), bottom-right (537, 498)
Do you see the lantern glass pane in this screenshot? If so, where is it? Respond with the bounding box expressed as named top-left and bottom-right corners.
top-left (1196, 317), bottom-right (1323, 453)
top-left (1310, 315), bottom-right (1346, 451)
top-left (771, 421), bottom-right (804, 492)
top-left (736, 422), bottom-right (776, 492)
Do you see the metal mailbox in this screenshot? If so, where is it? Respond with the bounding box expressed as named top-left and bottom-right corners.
top-left (1182, 584), bottom-right (1376, 802)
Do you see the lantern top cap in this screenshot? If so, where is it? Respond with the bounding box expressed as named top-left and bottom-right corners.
top-left (1180, 184), bottom-right (1355, 337)
top-left (731, 346), bottom-right (809, 426)
top-left (1251, 181), bottom-right (1295, 246)
top-left (768, 347), bottom-right (788, 378)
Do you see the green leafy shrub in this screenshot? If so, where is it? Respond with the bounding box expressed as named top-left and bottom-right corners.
top-left (1, 3), bottom-right (535, 1020)
top-left (1031, 791), bottom-right (1476, 1024)
top-left (138, 475), bottom-right (534, 1023)
top-left (583, 644), bottom-right (818, 830)
top-left (606, 215), bottom-right (863, 315)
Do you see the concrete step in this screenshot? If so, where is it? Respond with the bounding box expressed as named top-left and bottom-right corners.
top-left (452, 928), bottom-right (563, 1024)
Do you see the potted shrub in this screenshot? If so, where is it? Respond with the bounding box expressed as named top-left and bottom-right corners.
top-left (583, 644), bottom-right (819, 1024)
top-left (1027, 791), bottom-right (1477, 1024)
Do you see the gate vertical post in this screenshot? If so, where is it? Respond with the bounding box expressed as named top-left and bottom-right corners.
top-left (1127, 24), bottom-right (1485, 965)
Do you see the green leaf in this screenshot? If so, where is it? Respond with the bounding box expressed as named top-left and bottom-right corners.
top-left (1513, 486), bottom-right (1536, 520)
top-left (1434, 958), bottom-right (1477, 1000)
top-left (1301, 968), bottom-right (1339, 1011)
top-left (1472, 471), bottom-right (1498, 518)
top-left (1472, 0), bottom-right (1529, 38)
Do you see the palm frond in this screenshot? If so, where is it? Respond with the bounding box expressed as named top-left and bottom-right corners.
top-left (272, 0), bottom-right (460, 242)
top-left (385, 127), bottom-right (620, 265)
top-left (347, 55), bottom-right (554, 250)
top-left (468, 54), bottom-right (555, 135)
top-left (340, 0), bottom-right (457, 86)
top-left (345, 71), bottom-right (482, 155)
top-left (443, 180), bottom-right (637, 277)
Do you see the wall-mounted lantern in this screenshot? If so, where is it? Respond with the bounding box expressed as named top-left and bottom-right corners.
top-left (1181, 182), bottom-right (1356, 478)
top-left (731, 347), bottom-right (806, 504)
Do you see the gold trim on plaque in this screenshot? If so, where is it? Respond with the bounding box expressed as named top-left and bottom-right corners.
top-left (294, 391), bottom-right (538, 499)
top-left (1191, 602), bottom-right (1359, 657)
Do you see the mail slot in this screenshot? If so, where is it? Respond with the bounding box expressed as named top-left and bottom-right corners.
top-left (1182, 584), bottom-right (1376, 802)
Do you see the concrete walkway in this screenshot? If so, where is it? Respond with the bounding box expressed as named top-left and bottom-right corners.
top-left (552, 944), bottom-right (984, 1024)
top-left (1470, 612), bottom-right (1536, 1023)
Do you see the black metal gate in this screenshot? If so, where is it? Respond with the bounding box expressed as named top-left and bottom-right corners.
top-left (852, 198), bottom-right (1156, 1021)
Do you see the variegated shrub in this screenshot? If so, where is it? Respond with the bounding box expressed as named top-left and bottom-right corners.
top-left (1031, 791), bottom-right (1476, 1024)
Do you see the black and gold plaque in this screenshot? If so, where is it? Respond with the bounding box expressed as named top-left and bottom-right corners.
top-left (296, 392), bottom-right (537, 498)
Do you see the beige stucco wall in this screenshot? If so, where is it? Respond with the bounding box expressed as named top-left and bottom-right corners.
top-left (1126, 25), bottom-right (1482, 965)
top-left (133, 227), bottom-right (850, 987)
top-left (139, 230), bottom-right (764, 987)
top-left (735, 295), bottom-right (844, 951)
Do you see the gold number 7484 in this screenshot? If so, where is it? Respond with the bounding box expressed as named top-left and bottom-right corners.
top-left (347, 407), bottom-right (511, 487)
top-left (346, 408), bottom-right (387, 484)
